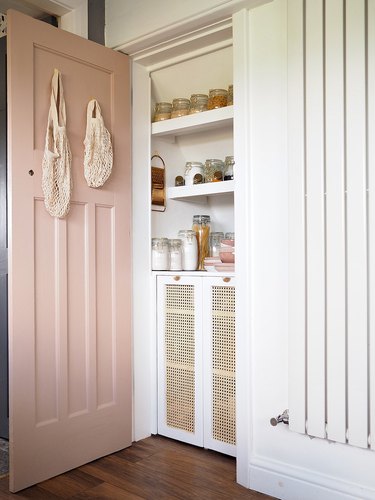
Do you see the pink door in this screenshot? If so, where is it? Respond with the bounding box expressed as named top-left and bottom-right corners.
top-left (7, 10), bottom-right (132, 492)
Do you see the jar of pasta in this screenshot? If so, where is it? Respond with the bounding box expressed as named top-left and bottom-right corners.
top-left (207, 88), bottom-right (228, 110)
top-left (171, 98), bottom-right (190, 118)
top-left (153, 102), bottom-right (172, 122)
top-left (192, 215), bottom-right (211, 271)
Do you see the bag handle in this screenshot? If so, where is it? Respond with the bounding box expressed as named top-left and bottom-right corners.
top-left (49, 69), bottom-right (66, 128)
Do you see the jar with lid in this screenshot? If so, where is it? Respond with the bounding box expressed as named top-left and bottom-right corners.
top-left (184, 161), bottom-right (204, 186)
top-left (151, 238), bottom-right (170, 270)
top-left (209, 232), bottom-right (224, 257)
top-left (204, 158), bottom-right (224, 183)
top-left (192, 215), bottom-right (211, 271)
top-left (189, 94), bottom-right (208, 114)
top-left (224, 155), bottom-right (235, 181)
top-left (169, 239), bottom-right (183, 271)
top-left (171, 98), bottom-right (190, 118)
top-left (153, 102), bottom-right (172, 122)
top-left (207, 88), bottom-right (228, 110)
top-left (178, 230), bottom-right (198, 270)
top-left (225, 232), bottom-right (235, 241)
top-left (227, 84), bottom-right (233, 106)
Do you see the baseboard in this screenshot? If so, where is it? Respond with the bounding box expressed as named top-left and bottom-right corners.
top-left (248, 456), bottom-right (375, 500)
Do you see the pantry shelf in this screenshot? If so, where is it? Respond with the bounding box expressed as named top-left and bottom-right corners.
top-left (167, 180), bottom-right (234, 201)
top-left (151, 105), bottom-right (233, 138)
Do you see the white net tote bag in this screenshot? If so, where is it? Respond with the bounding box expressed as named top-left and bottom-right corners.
top-left (83, 99), bottom-right (113, 188)
top-left (42, 69), bottom-right (72, 218)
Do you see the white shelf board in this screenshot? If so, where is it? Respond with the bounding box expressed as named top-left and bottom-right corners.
top-left (167, 180), bottom-right (234, 201)
top-left (151, 106), bottom-right (233, 138)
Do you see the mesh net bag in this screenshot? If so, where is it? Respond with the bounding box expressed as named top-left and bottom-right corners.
top-left (83, 99), bottom-right (113, 188)
top-left (42, 69), bottom-right (72, 218)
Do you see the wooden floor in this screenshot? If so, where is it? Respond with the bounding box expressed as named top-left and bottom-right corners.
top-left (0, 435), bottom-right (275, 499)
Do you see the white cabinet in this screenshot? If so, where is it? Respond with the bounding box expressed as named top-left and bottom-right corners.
top-left (157, 274), bottom-right (236, 456)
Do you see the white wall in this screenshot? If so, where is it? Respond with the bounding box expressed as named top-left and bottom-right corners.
top-left (248, 1), bottom-right (375, 499)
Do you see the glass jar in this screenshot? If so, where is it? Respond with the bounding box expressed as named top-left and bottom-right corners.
top-left (207, 88), bottom-right (228, 110)
top-left (178, 230), bottom-right (198, 270)
top-left (209, 232), bottom-right (224, 257)
top-left (225, 232), bottom-right (235, 241)
top-left (151, 238), bottom-right (170, 270)
top-left (184, 161), bottom-right (204, 186)
top-left (169, 239), bottom-right (183, 271)
top-left (204, 158), bottom-right (224, 183)
top-left (224, 155), bottom-right (235, 181)
top-left (227, 84), bottom-right (233, 106)
top-left (189, 93), bottom-right (208, 114)
top-left (175, 175), bottom-right (185, 186)
top-left (192, 215), bottom-right (211, 271)
top-left (153, 102), bottom-right (172, 122)
top-left (171, 98), bottom-right (190, 118)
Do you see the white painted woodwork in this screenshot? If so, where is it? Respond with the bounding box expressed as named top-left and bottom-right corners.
top-left (7, 10), bottom-right (131, 491)
top-left (167, 180), bottom-right (234, 202)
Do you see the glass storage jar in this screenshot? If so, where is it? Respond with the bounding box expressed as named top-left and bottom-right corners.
top-left (209, 232), bottom-right (224, 257)
top-left (169, 239), bottom-right (183, 271)
top-left (184, 161), bottom-right (204, 186)
top-left (153, 102), bottom-right (172, 122)
top-left (189, 93), bottom-right (208, 114)
top-left (192, 215), bottom-right (211, 271)
top-left (224, 155), bottom-right (235, 180)
top-left (171, 98), bottom-right (190, 118)
top-left (207, 88), bottom-right (228, 110)
top-left (204, 158), bottom-right (225, 183)
top-left (178, 230), bottom-right (198, 270)
top-left (151, 238), bottom-right (170, 270)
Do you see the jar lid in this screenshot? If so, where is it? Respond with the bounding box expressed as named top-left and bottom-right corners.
top-left (193, 215), bottom-right (211, 224)
top-left (155, 101), bottom-right (172, 109)
top-left (178, 229), bottom-right (196, 236)
top-left (208, 88), bottom-right (228, 95)
top-left (190, 93), bottom-right (208, 100)
top-left (210, 232), bottom-right (224, 237)
top-left (172, 98), bottom-right (190, 105)
top-left (151, 237), bottom-right (169, 243)
top-left (185, 161), bottom-right (204, 167)
top-left (225, 155), bottom-right (235, 163)
top-left (169, 239), bottom-right (182, 246)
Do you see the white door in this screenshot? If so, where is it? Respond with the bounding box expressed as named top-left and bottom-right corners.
top-left (7, 10), bottom-right (132, 492)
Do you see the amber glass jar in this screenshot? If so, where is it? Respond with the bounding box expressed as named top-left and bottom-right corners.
top-left (207, 89), bottom-right (228, 110)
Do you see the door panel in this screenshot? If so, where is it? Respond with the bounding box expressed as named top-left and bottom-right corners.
top-left (7, 10), bottom-right (131, 492)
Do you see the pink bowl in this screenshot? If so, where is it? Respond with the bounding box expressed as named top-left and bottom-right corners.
top-left (219, 249), bottom-right (235, 263)
top-left (221, 239), bottom-right (235, 247)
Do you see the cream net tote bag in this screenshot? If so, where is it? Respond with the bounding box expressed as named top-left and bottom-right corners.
top-left (42, 69), bottom-right (72, 218)
top-left (83, 99), bottom-right (113, 188)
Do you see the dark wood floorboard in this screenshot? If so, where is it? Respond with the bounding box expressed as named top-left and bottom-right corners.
top-left (0, 435), bottom-right (276, 499)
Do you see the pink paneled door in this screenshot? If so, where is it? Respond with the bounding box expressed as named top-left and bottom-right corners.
top-left (7, 10), bottom-right (132, 492)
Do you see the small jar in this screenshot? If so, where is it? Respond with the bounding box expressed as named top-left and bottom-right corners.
top-left (209, 232), bottom-right (224, 257)
top-left (175, 175), bottom-right (185, 186)
top-left (151, 238), bottom-right (170, 270)
top-left (171, 98), bottom-right (190, 118)
top-left (184, 161), bottom-right (204, 186)
top-left (189, 94), bottom-right (208, 114)
top-left (192, 215), bottom-right (211, 271)
top-left (207, 88), bottom-right (228, 110)
top-left (224, 155), bottom-right (235, 181)
top-left (153, 102), bottom-right (172, 122)
top-left (169, 239), bottom-right (183, 271)
top-left (227, 84), bottom-right (233, 106)
top-left (178, 230), bottom-right (198, 270)
top-left (204, 158), bottom-right (225, 183)
top-left (225, 232), bottom-right (235, 241)
top-left (213, 171), bottom-right (223, 182)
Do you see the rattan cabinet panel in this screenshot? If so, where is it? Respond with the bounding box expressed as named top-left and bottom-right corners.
top-left (157, 275), bottom-right (236, 456)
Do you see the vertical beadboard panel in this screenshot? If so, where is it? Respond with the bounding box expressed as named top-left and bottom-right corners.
top-left (288, 0), bottom-right (306, 435)
top-left (325, 0), bottom-right (347, 444)
top-left (346, 0), bottom-right (368, 449)
top-left (305, 0), bottom-right (326, 438)
top-left (368, 0), bottom-right (375, 451)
